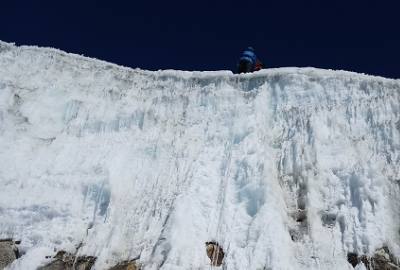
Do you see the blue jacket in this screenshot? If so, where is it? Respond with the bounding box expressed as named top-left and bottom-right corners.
top-left (240, 47), bottom-right (257, 65)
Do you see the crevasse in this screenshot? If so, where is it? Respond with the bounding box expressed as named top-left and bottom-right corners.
top-left (0, 41), bottom-right (399, 270)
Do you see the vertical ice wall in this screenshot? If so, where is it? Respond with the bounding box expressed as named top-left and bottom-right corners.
top-left (0, 41), bottom-right (399, 269)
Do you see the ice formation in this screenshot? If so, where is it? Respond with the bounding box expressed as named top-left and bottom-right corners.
top-left (0, 41), bottom-right (399, 270)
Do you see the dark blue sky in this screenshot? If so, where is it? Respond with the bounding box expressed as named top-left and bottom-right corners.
top-left (2, 1), bottom-right (400, 78)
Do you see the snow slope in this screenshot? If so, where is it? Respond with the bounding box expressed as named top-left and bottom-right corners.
top-left (0, 41), bottom-right (399, 270)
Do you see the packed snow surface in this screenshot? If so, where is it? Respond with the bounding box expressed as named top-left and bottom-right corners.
top-left (0, 41), bottom-right (399, 270)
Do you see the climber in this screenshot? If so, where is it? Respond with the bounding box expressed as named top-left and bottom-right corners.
top-left (237, 47), bottom-right (264, 73)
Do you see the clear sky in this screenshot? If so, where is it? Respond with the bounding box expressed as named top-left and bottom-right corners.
top-left (2, 0), bottom-right (400, 78)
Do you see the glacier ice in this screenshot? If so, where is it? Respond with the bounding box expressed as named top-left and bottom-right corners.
top-left (0, 41), bottom-right (399, 270)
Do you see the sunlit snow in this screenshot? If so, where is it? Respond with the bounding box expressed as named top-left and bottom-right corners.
top-left (0, 41), bottom-right (399, 269)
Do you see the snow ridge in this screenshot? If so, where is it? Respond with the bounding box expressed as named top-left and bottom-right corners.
top-left (0, 41), bottom-right (399, 270)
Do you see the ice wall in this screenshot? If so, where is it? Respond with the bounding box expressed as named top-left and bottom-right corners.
top-left (0, 41), bottom-right (399, 270)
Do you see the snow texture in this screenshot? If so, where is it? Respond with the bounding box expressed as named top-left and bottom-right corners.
top-left (0, 41), bottom-right (399, 270)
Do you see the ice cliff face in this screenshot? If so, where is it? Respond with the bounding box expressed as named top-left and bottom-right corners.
top-left (0, 41), bottom-right (399, 270)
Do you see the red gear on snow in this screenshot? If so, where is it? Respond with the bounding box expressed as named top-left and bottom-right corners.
top-left (254, 59), bottom-right (264, 71)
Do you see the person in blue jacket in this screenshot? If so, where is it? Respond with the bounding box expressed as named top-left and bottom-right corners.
top-left (237, 47), bottom-right (264, 73)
